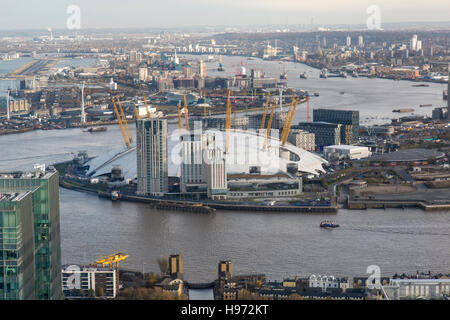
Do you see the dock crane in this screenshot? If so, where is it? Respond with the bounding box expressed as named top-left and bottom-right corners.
top-left (225, 90), bottom-right (232, 154)
top-left (95, 252), bottom-right (129, 269)
top-left (183, 92), bottom-right (190, 131)
top-left (280, 96), bottom-right (296, 144)
top-left (115, 97), bottom-right (133, 145)
top-left (263, 102), bottom-right (276, 150)
top-left (112, 98), bottom-right (130, 148)
top-left (260, 92), bottom-right (271, 130)
top-left (176, 101), bottom-right (183, 130)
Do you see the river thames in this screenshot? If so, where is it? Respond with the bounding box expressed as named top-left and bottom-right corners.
top-left (0, 56), bottom-right (449, 282)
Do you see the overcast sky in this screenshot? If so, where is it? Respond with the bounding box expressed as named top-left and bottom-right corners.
top-left (0, 0), bottom-right (449, 30)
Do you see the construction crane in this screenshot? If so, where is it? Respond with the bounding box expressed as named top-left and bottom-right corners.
top-left (281, 98), bottom-right (299, 146)
top-left (115, 97), bottom-right (133, 145)
top-left (263, 102), bottom-right (276, 150)
top-left (260, 92), bottom-right (271, 130)
top-left (112, 98), bottom-right (130, 148)
top-left (225, 90), bottom-right (232, 154)
top-left (183, 92), bottom-right (190, 131)
top-left (95, 252), bottom-right (129, 269)
top-left (133, 102), bottom-right (140, 120)
top-left (142, 93), bottom-right (151, 118)
top-left (176, 101), bottom-right (183, 130)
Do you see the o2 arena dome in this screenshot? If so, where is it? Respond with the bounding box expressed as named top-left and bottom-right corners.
top-left (84, 129), bottom-right (327, 180)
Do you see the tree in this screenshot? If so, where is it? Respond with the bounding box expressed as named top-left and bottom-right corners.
top-left (95, 286), bottom-right (104, 297)
top-left (157, 256), bottom-right (169, 275)
top-left (147, 273), bottom-right (161, 286)
top-left (289, 293), bottom-right (304, 300)
top-left (88, 289), bottom-right (95, 298)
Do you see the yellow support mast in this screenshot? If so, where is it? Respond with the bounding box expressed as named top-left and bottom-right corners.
top-left (263, 102), bottom-right (276, 150)
top-left (281, 98), bottom-right (299, 146)
top-left (184, 92), bottom-right (190, 131)
top-left (143, 93), bottom-right (151, 119)
top-left (225, 90), bottom-right (232, 154)
top-left (116, 97), bottom-right (133, 145)
top-left (177, 101), bottom-right (183, 130)
top-left (112, 98), bottom-right (130, 148)
top-left (260, 92), bottom-right (271, 130)
top-left (133, 102), bottom-right (140, 120)
top-left (280, 95), bottom-right (296, 143)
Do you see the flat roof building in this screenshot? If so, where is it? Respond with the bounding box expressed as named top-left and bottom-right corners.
top-left (324, 145), bottom-right (372, 160)
top-left (293, 122), bottom-right (341, 148)
top-left (313, 109), bottom-right (359, 144)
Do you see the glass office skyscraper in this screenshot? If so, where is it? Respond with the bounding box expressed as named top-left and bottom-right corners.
top-left (0, 168), bottom-right (62, 300)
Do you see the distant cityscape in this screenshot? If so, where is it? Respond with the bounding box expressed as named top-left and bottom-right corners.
top-left (1, 14), bottom-right (450, 302)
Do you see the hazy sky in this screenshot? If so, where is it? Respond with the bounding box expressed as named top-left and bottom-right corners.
top-left (0, 0), bottom-right (449, 30)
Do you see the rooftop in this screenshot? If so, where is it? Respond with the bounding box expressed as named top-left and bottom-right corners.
top-left (365, 148), bottom-right (445, 162)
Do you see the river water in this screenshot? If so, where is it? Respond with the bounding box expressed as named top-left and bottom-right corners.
top-left (0, 55), bottom-right (449, 282)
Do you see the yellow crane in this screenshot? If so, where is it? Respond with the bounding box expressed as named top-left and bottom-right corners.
top-left (142, 93), bottom-right (152, 119)
top-left (115, 97), bottom-right (133, 145)
top-left (112, 98), bottom-right (130, 148)
top-left (133, 102), bottom-right (140, 120)
top-left (263, 102), bottom-right (276, 150)
top-left (225, 90), bottom-right (232, 153)
top-left (183, 92), bottom-right (190, 131)
top-left (95, 252), bottom-right (129, 269)
top-left (260, 92), bottom-right (271, 130)
top-left (280, 95), bottom-right (296, 144)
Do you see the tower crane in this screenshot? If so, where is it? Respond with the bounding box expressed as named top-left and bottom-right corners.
top-left (260, 92), bottom-right (271, 130)
top-left (263, 102), bottom-right (276, 150)
top-left (115, 97), bottom-right (133, 145)
top-left (112, 98), bottom-right (130, 148)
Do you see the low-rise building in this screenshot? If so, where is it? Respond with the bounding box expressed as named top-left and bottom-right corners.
top-left (61, 265), bottom-right (117, 298)
top-left (227, 173), bottom-right (302, 199)
top-left (288, 129), bottom-right (315, 151)
top-left (323, 145), bottom-right (372, 160)
top-left (383, 278), bottom-right (450, 300)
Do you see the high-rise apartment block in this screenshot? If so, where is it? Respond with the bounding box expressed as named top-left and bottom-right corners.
top-left (136, 119), bottom-right (168, 196)
top-left (180, 131), bottom-right (227, 199)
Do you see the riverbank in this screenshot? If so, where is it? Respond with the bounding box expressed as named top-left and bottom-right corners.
top-left (59, 175), bottom-right (338, 214)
